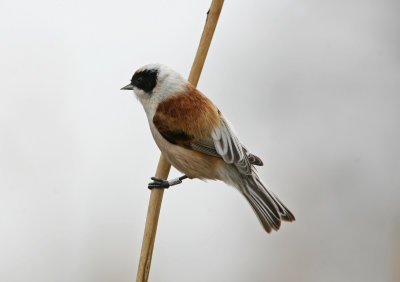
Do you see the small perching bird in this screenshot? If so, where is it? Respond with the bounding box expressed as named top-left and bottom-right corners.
top-left (121, 64), bottom-right (295, 233)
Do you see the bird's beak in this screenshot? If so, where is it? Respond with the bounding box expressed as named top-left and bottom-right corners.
top-left (121, 83), bottom-right (134, 90)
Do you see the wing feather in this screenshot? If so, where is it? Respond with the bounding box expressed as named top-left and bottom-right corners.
top-left (211, 117), bottom-right (254, 175)
top-left (190, 140), bottom-right (220, 158)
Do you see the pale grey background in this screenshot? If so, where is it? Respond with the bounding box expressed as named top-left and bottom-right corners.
top-left (1, 0), bottom-right (399, 281)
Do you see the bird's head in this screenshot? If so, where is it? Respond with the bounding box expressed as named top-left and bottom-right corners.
top-left (121, 64), bottom-right (187, 109)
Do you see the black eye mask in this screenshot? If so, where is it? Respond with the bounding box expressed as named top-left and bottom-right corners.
top-left (131, 69), bottom-right (158, 93)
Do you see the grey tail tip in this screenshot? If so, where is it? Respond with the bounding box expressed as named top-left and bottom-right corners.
top-left (242, 175), bottom-right (295, 234)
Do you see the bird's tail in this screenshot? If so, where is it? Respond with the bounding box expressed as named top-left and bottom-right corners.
top-left (237, 173), bottom-right (295, 233)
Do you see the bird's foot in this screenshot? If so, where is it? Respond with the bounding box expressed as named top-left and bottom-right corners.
top-left (148, 175), bottom-right (188, 190)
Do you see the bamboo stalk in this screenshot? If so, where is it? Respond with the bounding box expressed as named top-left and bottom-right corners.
top-left (135, 1), bottom-right (224, 281)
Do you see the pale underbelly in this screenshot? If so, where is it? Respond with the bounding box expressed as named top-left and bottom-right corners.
top-left (150, 127), bottom-right (224, 180)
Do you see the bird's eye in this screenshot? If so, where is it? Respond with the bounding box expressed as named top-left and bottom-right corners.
top-left (132, 69), bottom-right (158, 93)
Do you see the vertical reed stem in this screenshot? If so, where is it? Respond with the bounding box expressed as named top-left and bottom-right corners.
top-left (136, 1), bottom-right (224, 281)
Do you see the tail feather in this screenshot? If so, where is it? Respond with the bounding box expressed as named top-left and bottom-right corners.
top-left (253, 176), bottom-right (296, 222)
top-left (240, 174), bottom-right (295, 233)
top-left (245, 192), bottom-right (281, 232)
top-left (269, 190), bottom-right (296, 222)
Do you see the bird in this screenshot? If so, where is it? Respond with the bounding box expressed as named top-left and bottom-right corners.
top-left (121, 64), bottom-right (295, 233)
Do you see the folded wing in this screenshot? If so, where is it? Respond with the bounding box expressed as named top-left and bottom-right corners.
top-left (153, 88), bottom-right (262, 175)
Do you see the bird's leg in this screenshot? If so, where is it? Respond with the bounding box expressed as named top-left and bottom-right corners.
top-left (148, 175), bottom-right (188, 189)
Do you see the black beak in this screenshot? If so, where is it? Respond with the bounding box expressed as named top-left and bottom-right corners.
top-left (121, 83), bottom-right (133, 90)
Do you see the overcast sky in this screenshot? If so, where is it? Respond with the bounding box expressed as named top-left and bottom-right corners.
top-left (1, 0), bottom-right (399, 281)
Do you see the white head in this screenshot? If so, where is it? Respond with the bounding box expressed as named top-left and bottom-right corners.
top-left (121, 64), bottom-right (187, 117)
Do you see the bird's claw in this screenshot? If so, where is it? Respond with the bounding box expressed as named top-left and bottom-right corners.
top-left (148, 177), bottom-right (170, 189)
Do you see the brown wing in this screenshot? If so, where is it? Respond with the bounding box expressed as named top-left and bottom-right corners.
top-left (153, 85), bottom-right (220, 146)
top-left (153, 86), bottom-right (263, 172)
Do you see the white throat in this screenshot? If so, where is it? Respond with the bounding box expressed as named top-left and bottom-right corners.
top-left (135, 68), bottom-right (187, 121)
